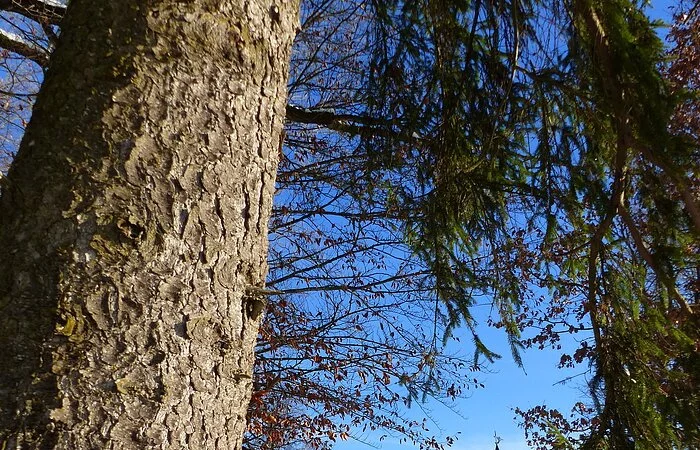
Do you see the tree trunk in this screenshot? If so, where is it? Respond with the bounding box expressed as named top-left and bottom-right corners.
top-left (0, 1), bottom-right (298, 448)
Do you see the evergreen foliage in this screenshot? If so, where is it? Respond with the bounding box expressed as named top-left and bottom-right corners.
top-left (364, 0), bottom-right (699, 447)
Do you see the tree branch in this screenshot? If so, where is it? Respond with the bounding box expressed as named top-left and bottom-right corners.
top-left (634, 137), bottom-right (700, 235)
top-left (0, 0), bottom-right (66, 26)
top-left (285, 104), bottom-right (404, 139)
top-left (0, 28), bottom-right (49, 67)
top-left (618, 204), bottom-right (693, 316)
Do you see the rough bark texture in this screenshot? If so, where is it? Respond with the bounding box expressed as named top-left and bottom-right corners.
top-left (0, 1), bottom-right (298, 448)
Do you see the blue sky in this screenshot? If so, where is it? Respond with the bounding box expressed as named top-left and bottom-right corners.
top-left (334, 2), bottom-right (679, 449)
top-left (335, 304), bottom-right (585, 450)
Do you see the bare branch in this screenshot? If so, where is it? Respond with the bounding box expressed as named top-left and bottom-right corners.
top-left (0, 0), bottom-right (66, 26)
top-left (285, 104), bottom-right (413, 140)
top-left (0, 28), bottom-right (49, 67)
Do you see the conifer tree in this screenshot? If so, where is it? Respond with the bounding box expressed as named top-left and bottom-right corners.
top-left (365, 0), bottom-right (698, 447)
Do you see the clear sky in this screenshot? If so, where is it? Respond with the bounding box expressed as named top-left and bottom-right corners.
top-left (334, 2), bottom-right (678, 449)
top-left (335, 303), bottom-right (584, 450)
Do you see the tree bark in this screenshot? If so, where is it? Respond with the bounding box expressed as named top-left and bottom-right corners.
top-left (0, 0), bottom-right (298, 448)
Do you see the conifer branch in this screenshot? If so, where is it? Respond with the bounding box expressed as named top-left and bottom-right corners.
top-left (618, 204), bottom-right (693, 316)
top-left (633, 138), bottom-right (700, 234)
